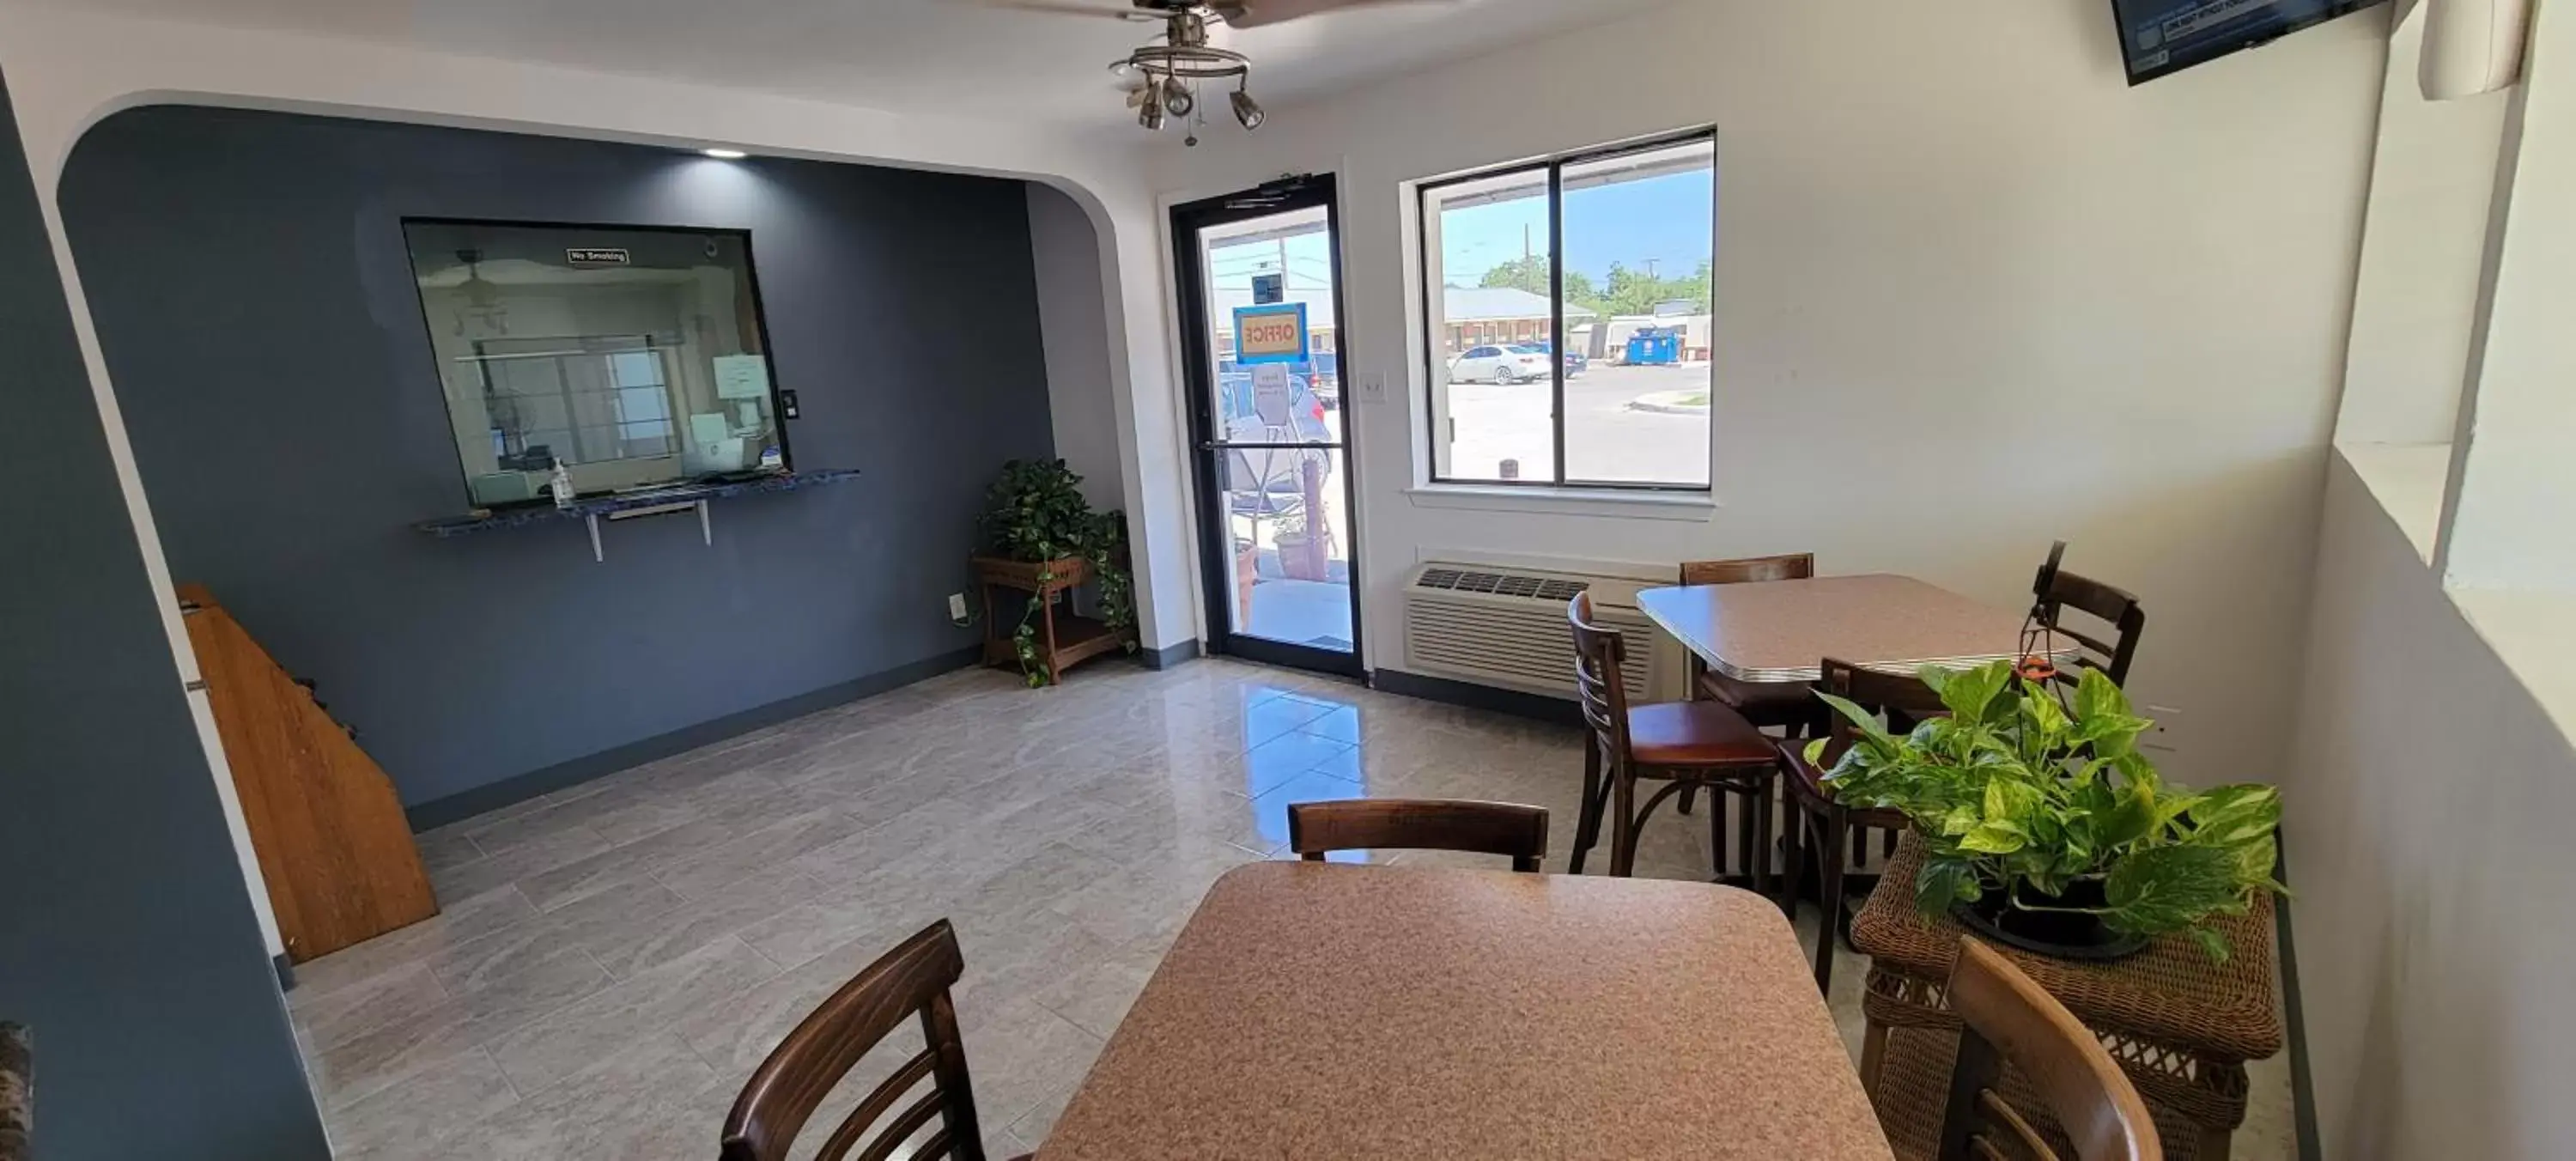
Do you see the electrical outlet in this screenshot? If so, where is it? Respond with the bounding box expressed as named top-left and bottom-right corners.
top-left (2141, 703), bottom-right (2183, 754)
top-left (947, 593), bottom-right (969, 625)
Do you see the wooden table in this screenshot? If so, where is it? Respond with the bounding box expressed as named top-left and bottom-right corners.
top-left (1636, 573), bottom-right (2069, 684)
top-left (1039, 861), bottom-right (1893, 1161)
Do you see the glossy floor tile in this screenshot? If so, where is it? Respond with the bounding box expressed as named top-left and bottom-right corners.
top-left (291, 658), bottom-right (2294, 1159)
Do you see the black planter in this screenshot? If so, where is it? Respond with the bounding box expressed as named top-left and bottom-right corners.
top-left (1952, 878), bottom-right (2148, 961)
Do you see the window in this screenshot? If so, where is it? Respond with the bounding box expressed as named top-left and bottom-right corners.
top-left (1419, 132), bottom-right (1714, 489)
top-left (403, 221), bottom-right (790, 508)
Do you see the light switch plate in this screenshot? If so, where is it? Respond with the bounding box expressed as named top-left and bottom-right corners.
top-left (1358, 372), bottom-right (1388, 403)
top-left (947, 593), bottom-right (969, 624)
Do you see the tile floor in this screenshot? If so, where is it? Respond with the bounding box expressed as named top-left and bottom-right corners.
top-left (290, 658), bottom-right (2294, 1159)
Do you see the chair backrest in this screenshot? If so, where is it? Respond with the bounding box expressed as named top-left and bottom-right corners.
top-left (1939, 939), bottom-right (2160, 1161)
top-left (1679, 553), bottom-right (1815, 587)
top-left (1287, 799), bottom-right (1551, 872)
top-left (2033, 567), bottom-right (2146, 687)
top-left (1568, 593), bottom-right (1633, 774)
top-left (721, 921), bottom-right (987, 1161)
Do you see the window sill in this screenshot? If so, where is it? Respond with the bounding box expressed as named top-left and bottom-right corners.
top-left (1404, 483), bottom-right (1716, 522)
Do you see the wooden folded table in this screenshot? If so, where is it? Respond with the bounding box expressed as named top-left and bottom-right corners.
top-left (1040, 861), bottom-right (1893, 1160)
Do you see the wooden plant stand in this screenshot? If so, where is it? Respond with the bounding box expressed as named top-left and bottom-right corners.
top-left (973, 555), bottom-right (1134, 685)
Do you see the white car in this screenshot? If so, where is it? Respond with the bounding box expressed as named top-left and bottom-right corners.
top-left (1447, 344), bottom-right (1552, 385)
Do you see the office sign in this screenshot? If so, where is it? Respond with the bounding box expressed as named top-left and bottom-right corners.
top-left (1233, 302), bottom-right (1309, 366)
top-left (565, 247), bottom-right (631, 268)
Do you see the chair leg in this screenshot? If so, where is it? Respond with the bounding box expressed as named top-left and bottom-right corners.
top-left (1570, 737), bottom-right (1603, 875)
top-left (1751, 773), bottom-right (1776, 899)
top-left (1679, 783), bottom-right (1697, 817)
top-left (1814, 807), bottom-right (1848, 994)
top-left (1735, 778), bottom-right (1759, 885)
top-left (1778, 796), bottom-right (1808, 916)
top-left (1704, 775), bottom-right (1728, 879)
top-left (1610, 770), bottom-right (1638, 878)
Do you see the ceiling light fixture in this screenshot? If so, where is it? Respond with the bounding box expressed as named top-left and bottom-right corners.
top-left (702, 148), bottom-right (748, 160)
top-left (1111, 7), bottom-right (1261, 146)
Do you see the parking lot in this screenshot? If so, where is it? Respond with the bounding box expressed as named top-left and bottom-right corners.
top-left (1443, 362), bottom-right (1712, 485)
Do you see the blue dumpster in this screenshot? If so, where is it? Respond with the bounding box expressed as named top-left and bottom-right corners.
top-left (1624, 326), bottom-right (1682, 366)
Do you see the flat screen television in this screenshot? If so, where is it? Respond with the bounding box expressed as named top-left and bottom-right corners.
top-left (2111, 0), bottom-right (2388, 85)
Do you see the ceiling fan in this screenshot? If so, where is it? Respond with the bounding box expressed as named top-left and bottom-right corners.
top-left (985, 0), bottom-right (1446, 143)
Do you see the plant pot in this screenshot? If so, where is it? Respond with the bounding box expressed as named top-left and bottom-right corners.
top-left (1277, 530), bottom-right (1335, 582)
top-left (1952, 878), bottom-right (2149, 962)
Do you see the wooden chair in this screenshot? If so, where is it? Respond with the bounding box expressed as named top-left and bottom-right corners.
top-left (1287, 799), bottom-right (1550, 872)
top-left (1674, 555), bottom-right (1820, 849)
top-left (1568, 593), bottom-right (1781, 882)
top-left (1934, 939), bottom-right (2161, 1161)
top-left (2033, 566), bottom-right (2146, 687)
top-left (1776, 659), bottom-right (1947, 994)
top-left (721, 921), bottom-right (1014, 1161)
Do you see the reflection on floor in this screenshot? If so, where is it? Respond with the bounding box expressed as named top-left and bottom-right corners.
top-left (1241, 576), bottom-right (1353, 651)
top-left (287, 659), bottom-right (2294, 1159)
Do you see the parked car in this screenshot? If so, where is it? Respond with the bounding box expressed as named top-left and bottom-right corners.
top-left (1447, 344), bottom-right (1552, 384)
top-left (1516, 342), bottom-right (1587, 378)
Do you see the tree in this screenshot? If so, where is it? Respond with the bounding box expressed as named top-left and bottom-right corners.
top-left (1479, 258), bottom-right (1607, 318)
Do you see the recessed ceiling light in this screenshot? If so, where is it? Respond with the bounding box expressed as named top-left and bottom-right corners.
top-left (702, 148), bottom-right (748, 160)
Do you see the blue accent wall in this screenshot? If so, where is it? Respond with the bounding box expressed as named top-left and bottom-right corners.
top-left (58, 106), bottom-right (1058, 811)
top-left (0, 82), bottom-right (331, 1159)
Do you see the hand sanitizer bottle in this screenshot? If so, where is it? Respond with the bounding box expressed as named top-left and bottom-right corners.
top-left (550, 458), bottom-right (576, 509)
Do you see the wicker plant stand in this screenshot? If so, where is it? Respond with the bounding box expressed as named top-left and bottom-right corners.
top-left (1851, 834), bottom-right (2282, 1161)
top-left (973, 555), bottom-right (1133, 685)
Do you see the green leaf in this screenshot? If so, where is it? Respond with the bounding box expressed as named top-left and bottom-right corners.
top-left (2095, 780), bottom-right (2159, 850)
top-left (2103, 844), bottom-right (2245, 933)
top-left (1960, 822), bottom-right (2027, 854)
top-left (2073, 666), bottom-right (2130, 721)
top-left (1916, 859), bottom-right (1981, 912)
top-left (2186, 784), bottom-right (2283, 848)
top-left (1814, 691), bottom-right (1891, 741)
top-left (1929, 660), bottom-right (2013, 723)
top-left (2187, 926), bottom-right (2233, 965)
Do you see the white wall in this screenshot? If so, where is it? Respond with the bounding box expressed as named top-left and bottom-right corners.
top-left (2282, 449), bottom-right (2576, 1158)
top-left (2439, 0), bottom-right (2576, 593)
top-left (1027, 183), bottom-right (1128, 511)
top-left (1150, 0), bottom-right (2391, 787)
top-left (2336, 5), bottom-right (2509, 447)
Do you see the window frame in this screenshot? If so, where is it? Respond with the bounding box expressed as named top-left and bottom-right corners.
top-left (1415, 128), bottom-right (1716, 493)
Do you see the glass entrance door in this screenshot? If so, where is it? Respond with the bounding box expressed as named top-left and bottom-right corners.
top-left (1173, 177), bottom-right (1363, 677)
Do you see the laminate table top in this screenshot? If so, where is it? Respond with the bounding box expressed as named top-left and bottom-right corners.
top-left (1637, 573), bottom-right (2069, 684)
top-left (1037, 860), bottom-right (1893, 1161)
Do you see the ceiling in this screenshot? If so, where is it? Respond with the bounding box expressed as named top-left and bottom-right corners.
top-left (51, 0), bottom-right (1674, 133)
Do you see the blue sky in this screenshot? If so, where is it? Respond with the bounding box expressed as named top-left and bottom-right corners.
top-left (1442, 169), bottom-right (1714, 286)
top-left (1199, 167), bottom-right (1715, 295)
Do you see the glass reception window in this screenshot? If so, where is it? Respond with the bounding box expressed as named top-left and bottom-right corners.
top-left (403, 221), bottom-right (789, 508)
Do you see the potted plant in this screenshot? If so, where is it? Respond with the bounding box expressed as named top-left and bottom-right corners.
top-left (1812, 661), bottom-right (2284, 962)
top-left (975, 459), bottom-right (1135, 687)
top-left (1273, 510), bottom-right (1335, 583)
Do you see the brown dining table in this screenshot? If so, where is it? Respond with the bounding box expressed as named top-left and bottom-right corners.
top-left (1636, 572), bottom-right (2069, 684)
top-left (1037, 860), bottom-right (1893, 1161)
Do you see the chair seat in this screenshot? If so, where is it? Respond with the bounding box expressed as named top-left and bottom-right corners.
top-left (1625, 701), bottom-right (1777, 767)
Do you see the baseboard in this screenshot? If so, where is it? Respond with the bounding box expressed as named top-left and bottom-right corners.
top-left (1370, 668), bottom-right (1581, 726)
top-left (272, 953), bottom-right (295, 993)
top-left (404, 647), bottom-right (981, 831)
top-left (1139, 639), bottom-right (1202, 670)
top-left (2276, 831), bottom-right (2320, 1161)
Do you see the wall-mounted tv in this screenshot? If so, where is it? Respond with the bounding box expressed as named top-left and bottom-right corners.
top-left (402, 220), bottom-right (793, 509)
top-left (2112, 0), bottom-right (2388, 85)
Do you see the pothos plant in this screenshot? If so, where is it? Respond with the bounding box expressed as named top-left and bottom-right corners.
top-left (1811, 661), bottom-right (2285, 962)
top-left (978, 459), bottom-right (1136, 687)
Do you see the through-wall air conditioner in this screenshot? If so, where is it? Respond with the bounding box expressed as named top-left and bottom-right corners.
top-left (1401, 562), bottom-right (1682, 702)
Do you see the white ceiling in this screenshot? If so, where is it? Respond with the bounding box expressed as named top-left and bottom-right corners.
top-left (50, 0), bottom-right (1674, 132)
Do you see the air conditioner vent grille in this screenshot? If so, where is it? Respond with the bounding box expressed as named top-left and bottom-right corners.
top-left (1415, 568), bottom-right (1590, 603)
